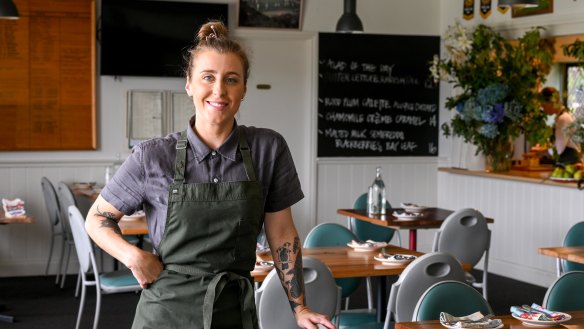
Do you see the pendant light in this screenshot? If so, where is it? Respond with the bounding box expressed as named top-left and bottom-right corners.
top-left (336, 0), bottom-right (363, 33)
top-left (498, 0), bottom-right (539, 8)
top-left (0, 0), bottom-right (19, 19)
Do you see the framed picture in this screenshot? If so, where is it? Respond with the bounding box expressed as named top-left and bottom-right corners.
top-left (511, 0), bottom-right (553, 18)
top-left (238, 0), bottom-right (303, 29)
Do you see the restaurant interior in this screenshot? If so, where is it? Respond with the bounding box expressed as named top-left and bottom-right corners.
top-left (2, 0), bottom-right (584, 328)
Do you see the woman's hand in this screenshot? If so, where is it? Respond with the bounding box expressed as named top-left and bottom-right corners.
top-left (126, 248), bottom-right (163, 289)
top-left (294, 306), bottom-right (336, 329)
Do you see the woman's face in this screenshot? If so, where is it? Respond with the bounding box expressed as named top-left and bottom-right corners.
top-left (185, 49), bottom-right (246, 129)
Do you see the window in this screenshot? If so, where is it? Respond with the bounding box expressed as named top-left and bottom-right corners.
top-left (565, 64), bottom-right (584, 117)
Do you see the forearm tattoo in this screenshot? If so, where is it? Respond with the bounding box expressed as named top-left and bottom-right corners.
top-left (94, 205), bottom-right (122, 236)
top-left (274, 236), bottom-right (305, 312)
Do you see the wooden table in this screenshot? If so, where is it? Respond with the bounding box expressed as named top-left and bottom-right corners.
top-left (337, 208), bottom-right (494, 250)
top-left (252, 245), bottom-right (472, 323)
top-left (0, 213), bottom-right (32, 323)
top-left (539, 246), bottom-right (584, 264)
top-left (118, 217), bottom-right (148, 235)
top-left (395, 310), bottom-right (584, 329)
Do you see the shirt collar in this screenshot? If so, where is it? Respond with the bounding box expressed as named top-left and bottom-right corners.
top-left (186, 116), bottom-right (239, 163)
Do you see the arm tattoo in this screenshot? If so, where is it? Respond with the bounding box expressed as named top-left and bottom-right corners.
top-left (94, 205), bottom-right (122, 236)
top-left (274, 236), bottom-right (305, 312)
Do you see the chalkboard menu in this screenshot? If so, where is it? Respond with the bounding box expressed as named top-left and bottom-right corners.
top-left (318, 33), bottom-right (440, 157)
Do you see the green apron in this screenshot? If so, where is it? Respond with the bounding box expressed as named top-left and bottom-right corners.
top-left (132, 129), bottom-right (263, 329)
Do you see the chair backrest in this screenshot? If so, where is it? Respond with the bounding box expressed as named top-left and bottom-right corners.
top-left (543, 271), bottom-right (584, 312)
top-left (57, 182), bottom-right (78, 239)
top-left (432, 208), bottom-right (490, 266)
top-left (303, 223), bottom-right (361, 299)
top-left (412, 280), bottom-right (493, 321)
top-left (41, 177), bottom-right (61, 227)
top-left (351, 192), bottom-right (395, 243)
top-left (67, 205), bottom-right (96, 276)
top-left (561, 222), bottom-right (584, 273)
top-left (388, 251), bottom-right (466, 323)
top-left (257, 256), bottom-right (339, 329)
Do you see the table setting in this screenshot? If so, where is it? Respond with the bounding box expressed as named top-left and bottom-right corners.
top-left (510, 303), bottom-right (571, 327)
top-left (439, 311), bottom-right (502, 329)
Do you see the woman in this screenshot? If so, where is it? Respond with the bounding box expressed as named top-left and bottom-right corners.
top-left (85, 21), bottom-right (335, 329)
top-left (540, 86), bottom-right (581, 165)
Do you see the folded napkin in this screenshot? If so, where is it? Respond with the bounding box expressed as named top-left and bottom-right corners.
top-left (510, 304), bottom-right (566, 321)
top-left (2, 198), bottom-right (26, 217)
top-left (440, 312), bottom-right (502, 328)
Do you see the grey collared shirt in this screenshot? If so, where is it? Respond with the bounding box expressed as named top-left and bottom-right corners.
top-left (101, 117), bottom-right (304, 249)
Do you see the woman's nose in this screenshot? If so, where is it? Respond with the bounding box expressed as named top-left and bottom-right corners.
top-left (213, 81), bottom-right (226, 95)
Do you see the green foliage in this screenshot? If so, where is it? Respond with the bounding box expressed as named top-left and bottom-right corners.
top-left (430, 23), bottom-right (554, 157)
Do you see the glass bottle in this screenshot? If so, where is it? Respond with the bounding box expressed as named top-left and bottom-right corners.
top-left (367, 167), bottom-right (387, 216)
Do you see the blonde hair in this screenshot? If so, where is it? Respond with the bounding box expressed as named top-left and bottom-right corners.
top-left (184, 21), bottom-right (250, 84)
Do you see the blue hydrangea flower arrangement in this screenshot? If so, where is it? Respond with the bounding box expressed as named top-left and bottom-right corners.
top-left (430, 23), bottom-right (554, 171)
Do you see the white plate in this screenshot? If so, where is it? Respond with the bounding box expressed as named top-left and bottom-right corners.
top-left (392, 211), bottom-right (423, 221)
top-left (511, 312), bottom-right (571, 327)
top-left (347, 241), bottom-right (388, 252)
top-left (374, 254), bottom-right (417, 264)
top-left (549, 176), bottom-right (577, 182)
top-left (254, 261), bottom-right (274, 272)
top-left (122, 210), bottom-right (145, 221)
top-left (400, 203), bottom-right (427, 212)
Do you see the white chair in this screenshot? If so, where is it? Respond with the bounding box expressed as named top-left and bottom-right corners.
top-left (40, 177), bottom-right (64, 280)
top-left (431, 208), bottom-right (491, 300)
top-left (67, 205), bottom-right (141, 329)
top-left (255, 256), bottom-right (340, 329)
top-left (56, 181), bottom-right (78, 289)
top-left (383, 252), bottom-right (466, 328)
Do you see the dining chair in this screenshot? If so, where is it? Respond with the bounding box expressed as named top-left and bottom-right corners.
top-left (556, 222), bottom-right (584, 277)
top-left (255, 256), bottom-right (340, 329)
top-left (383, 251), bottom-right (466, 328)
top-left (40, 177), bottom-right (64, 280)
top-left (431, 208), bottom-right (491, 300)
top-left (67, 205), bottom-right (141, 329)
top-left (303, 222), bottom-right (377, 327)
top-left (543, 271), bottom-right (584, 312)
top-left (412, 280), bottom-right (493, 321)
top-left (351, 192), bottom-right (401, 247)
top-left (55, 181), bottom-right (78, 289)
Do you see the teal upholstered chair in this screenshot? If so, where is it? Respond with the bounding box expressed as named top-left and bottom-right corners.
top-left (543, 271), bottom-right (584, 312)
top-left (304, 223), bottom-right (377, 328)
top-left (67, 205), bottom-right (141, 329)
top-left (412, 280), bottom-right (493, 321)
top-left (557, 222), bottom-right (584, 276)
top-left (351, 193), bottom-right (401, 247)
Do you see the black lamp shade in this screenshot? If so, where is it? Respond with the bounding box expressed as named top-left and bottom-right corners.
top-left (336, 0), bottom-right (363, 33)
top-left (0, 0), bottom-right (19, 19)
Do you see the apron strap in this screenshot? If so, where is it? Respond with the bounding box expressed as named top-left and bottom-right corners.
top-left (173, 130), bottom-right (188, 183)
top-left (203, 272), bottom-right (256, 329)
top-left (238, 129), bottom-right (256, 181)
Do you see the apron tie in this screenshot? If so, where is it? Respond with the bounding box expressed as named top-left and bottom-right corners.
top-left (203, 272), bottom-right (255, 329)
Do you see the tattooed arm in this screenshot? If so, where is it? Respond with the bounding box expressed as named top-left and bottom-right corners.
top-left (85, 195), bottom-right (162, 288)
top-left (264, 208), bottom-right (336, 329)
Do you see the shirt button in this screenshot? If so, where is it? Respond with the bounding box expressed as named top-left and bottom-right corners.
top-left (213, 177), bottom-right (219, 183)
top-left (211, 151), bottom-right (217, 156)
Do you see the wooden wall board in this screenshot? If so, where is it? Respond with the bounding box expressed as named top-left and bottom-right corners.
top-left (0, 0), bottom-right (95, 151)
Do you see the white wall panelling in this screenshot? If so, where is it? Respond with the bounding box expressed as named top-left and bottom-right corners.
top-left (438, 171), bottom-right (584, 287)
top-left (317, 157), bottom-right (439, 251)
